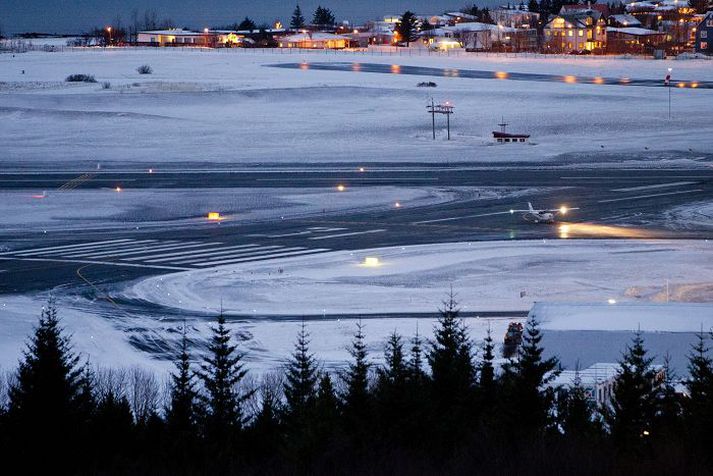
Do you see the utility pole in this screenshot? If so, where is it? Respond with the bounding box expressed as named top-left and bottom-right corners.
top-left (426, 100), bottom-right (455, 141)
top-left (430, 97), bottom-right (436, 140)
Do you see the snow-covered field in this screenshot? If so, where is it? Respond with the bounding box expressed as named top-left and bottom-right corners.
top-left (1, 48), bottom-right (712, 168)
top-left (3, 238), bottom-right (712, 374)
top-left (127, 239), bottom-right (713, 315)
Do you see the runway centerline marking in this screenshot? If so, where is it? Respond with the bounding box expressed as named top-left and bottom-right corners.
top-left (598, 189), bottom-right (703, 203)
top-left (413, 211), bottom-right (511, 225)
top-left (611, 181), bottom-right (697, 192)
top-left (308, 229), bottom-right (385, 240)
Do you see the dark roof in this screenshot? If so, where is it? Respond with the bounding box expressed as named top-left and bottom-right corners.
top-left (561, 3), bottom-right (611, 17)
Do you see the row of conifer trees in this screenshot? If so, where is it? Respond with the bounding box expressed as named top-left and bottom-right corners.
top-left (1, 295), bottom-right (713, 475)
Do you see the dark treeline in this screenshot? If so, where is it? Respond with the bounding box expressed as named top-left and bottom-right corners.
top-left (1, 295), bottom-right (713, 475)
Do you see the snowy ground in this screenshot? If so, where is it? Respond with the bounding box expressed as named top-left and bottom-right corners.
top-left (1, 48), bottom-right (712, 168)
top-left (3, 238), bottom-right (712, 374)
top-left (126, 239), bottom-right (713, 315)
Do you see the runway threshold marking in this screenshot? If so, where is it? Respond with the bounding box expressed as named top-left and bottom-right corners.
top-left (0, 256), bottom-right (191, 271)
top-left (193, 248), bottom-right (331, 267)
top-left (598, 189), bottom-right (703, 203)
top-left (308, 229), bottom-right (385, 240)
top-left (0, 239), bottom-right (134, 256)
top-left (611, 181), bottom-right (697, 192)
top-left (170, 246), bottom-right (291, 265)
top-left (140, 244), bottom-right (264, 262)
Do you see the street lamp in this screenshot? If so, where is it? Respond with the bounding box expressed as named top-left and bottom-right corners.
top-left (106, 26), bottom-right (112, 46)
top-left (666, 67), bottom-right (673, 119)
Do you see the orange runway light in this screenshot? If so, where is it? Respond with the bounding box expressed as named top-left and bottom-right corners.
top-left (495, 71), bottom-right (509, 80)
top-left (592, 76), bottom-right (605, 85)
top-left (564, 75), bottom-right (577, 84)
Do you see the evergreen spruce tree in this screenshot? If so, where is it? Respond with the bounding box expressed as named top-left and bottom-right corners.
top-left (375, 331), bottom-right (408, 442)
top-left (313, 6), bottom-right (336, 28)
top-left (197, 313), bottom-right (250, 461)
top-left (166, 324), bottom-right (197, 441)
top-left (290, 4), bottom-right (306, 29)
top-left (685, 332), bottom-right (713, 453)
top-left (500, 317), bottom-right (560, 438)
top-left (7, 299), bottom-right (85, 469)
top-left (427, 292), bottom-right (475, 409)
top-left (238, 17), bottom-right (257, 31)
top-left (93, 388), bottom-right (135, 468)
top-left (284, 321), bottom-right (318, 424)
top-left (395, 11), bottom-right (419, 46)
top-left (249, 381), bottom-right (283, 464)
top-left (479, 327), bottom-right (496, 390)
top-left (340, 321), bottom-right (371, 436)
top-left (558, 366), bottom-right (599, 440)
top-left (608, 331), bottom-right (657, 449)
top-left (315, 373), bottom-right (339, 432)
top-left (528, 0), bottom-right (540, 13)
top-left (408, 326), bottom-right (427, 383)
top-left (652, 354), bottom-right (683, 444)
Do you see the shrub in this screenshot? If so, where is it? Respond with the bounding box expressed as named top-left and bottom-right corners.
top-left (137, 64), bottom-right (153, 75)
top-left (101, 81), bottom-right (111, 89)
top-left (417, 81), bottom-right (437, 87)
top-left (65, 74), bottom-right (96, 83)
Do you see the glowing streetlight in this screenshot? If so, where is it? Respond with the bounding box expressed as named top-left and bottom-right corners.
top-left (666, 67), bottom-right (673, 119)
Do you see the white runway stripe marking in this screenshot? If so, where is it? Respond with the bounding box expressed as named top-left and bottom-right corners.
top-left (598, 189), bottom-right (703, 203)
top-left (308, 229), bottom-right (385, 240)
top-left (60, 240), bottom-right (161, 257)
top-left (193, 248), bottom-right (330, 267)
top-left (177, 247), bottom-right (303, 265)
top-left (9, 239), bottom-right (135, 256)
top-left (169, 246), bottom-right (288, 264)
top-left (413, 211), bottom-right (510, 225)
top-left (611, 181), bottom-right (696, 192)
top-left (141, 244), bottom-right (262, 263)
top-left (70, 241), bottom-right (204, 259)
top-left (0, 256), bottom-right (190, 271)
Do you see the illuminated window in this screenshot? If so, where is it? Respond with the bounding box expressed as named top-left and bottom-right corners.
top-left (578, 30), bottom-right (584, 36)
top-left (568, 30), bottom-right (573, 37)
top-left (702, 41), bottom-right (709, 49)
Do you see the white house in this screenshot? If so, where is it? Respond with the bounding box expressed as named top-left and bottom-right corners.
top-left (277, 32), bottom-right (350, 49)
top-left (137, 29), bottom-right (212, 46)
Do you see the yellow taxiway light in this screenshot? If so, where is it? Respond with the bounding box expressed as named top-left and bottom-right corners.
top-left (362, 257), bottom-right (381, 267)
top-left (207, 212), bottom-right (222, 221)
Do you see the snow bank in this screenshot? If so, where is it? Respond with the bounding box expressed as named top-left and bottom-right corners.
top-left (125, 239), bottom-right (713, 316)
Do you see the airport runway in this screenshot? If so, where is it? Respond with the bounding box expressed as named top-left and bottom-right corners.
top-left (1, 166), bottom-right (712, 296)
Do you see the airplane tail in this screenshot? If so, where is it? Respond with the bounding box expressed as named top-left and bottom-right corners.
top-left (528, 202), bottom-right (534, 212)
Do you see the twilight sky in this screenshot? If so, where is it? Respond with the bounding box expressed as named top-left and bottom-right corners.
top-left (1, 0), bottom-right (503, 35)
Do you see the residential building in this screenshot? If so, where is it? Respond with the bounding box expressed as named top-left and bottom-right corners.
top-left (137, 29), bottom-right (213, 46)
top-left (695, 11), bottom-right (713, 54)
top-left (493, 5), bottom-right (540, 29)
top-left (607, 26), bottom-right (667, 53)
top-left (543, 9), bottom-right (607, 52)
top-left (277, 31), bottom-right (350, 49)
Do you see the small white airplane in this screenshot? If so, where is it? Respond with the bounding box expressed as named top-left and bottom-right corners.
top-left (509, 202), bottom-right (578, 224)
